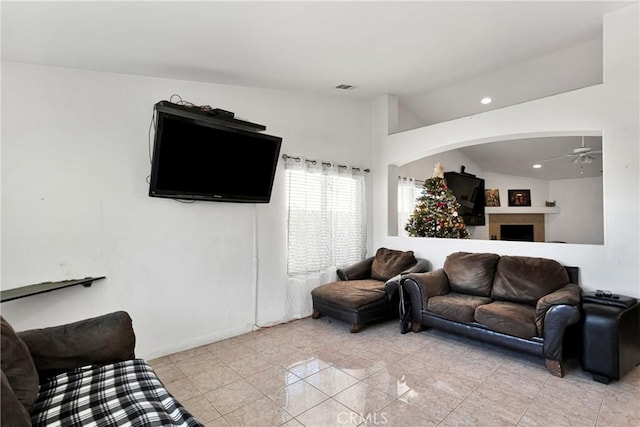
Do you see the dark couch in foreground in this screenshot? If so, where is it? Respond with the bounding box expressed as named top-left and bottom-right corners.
top-left (1, 311), bottom-right (203, 426)
top-left (401, 252), bottom-right (581, 377)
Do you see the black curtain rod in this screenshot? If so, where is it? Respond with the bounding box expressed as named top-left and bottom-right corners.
top-left (282, 154), bottom-right (370, 173)
top-left (398, 176), bottom-right (425, 185)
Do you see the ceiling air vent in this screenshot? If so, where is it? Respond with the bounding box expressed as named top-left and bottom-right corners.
top-left (335, 84), bottom-right (356, 90)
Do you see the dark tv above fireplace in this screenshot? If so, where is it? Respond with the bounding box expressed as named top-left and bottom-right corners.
top-left (444, 171), bottom-right (486, 226)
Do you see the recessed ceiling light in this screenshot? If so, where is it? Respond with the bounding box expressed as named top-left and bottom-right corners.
top-left (480, 97), bottom-right (492, 105)
top-left (533, 164), bottom-right (542, 169)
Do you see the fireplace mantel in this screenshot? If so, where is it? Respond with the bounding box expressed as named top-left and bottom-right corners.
top-left (485, 206), bottom-right (560, 215)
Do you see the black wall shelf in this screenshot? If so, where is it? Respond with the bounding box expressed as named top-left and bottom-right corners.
top-left (0, 277), bottom-right (105, 303)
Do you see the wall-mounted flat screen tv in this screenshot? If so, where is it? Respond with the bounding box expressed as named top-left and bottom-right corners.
top-left (149, 101), bottom-right (282, 203)
top-left (444, 171), bottom-right (486, 226)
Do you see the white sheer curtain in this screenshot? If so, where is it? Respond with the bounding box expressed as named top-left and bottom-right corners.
top-left (398, 176), bottom-right (421, 237)
top-left (284, 156), bottom-right (367, 320)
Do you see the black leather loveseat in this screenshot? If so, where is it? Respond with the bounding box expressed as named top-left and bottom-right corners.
top-left (401, 252), bottom-right (581, 377)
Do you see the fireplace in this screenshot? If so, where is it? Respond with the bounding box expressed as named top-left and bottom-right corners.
top-left (488, 214), bottom-right (545, 242)
top-left (500, 224), bottom-right (534, 242)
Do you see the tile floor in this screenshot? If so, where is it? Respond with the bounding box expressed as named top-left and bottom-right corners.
top-left (149, 317), bottom-right (639, 426)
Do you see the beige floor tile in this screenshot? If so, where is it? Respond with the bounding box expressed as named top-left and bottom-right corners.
top-left (597, 388), bottom-right (640, 426)
top-left (165, 377), bottom-right (202, 403)
top-left (203, 416), bottom-right (230, 427)
top-left (210, 343), bottom-right (256, 364)
top-left (462, 380), bottom-right (531, 422)
top-left (312, 347), bottom-right (354, 366)
top-left (174, 353), bottom-right (224, 377)
top-left (222, 396), bottom-right (292, 427)
top-left (169, 345), bottom-right (212, 363)
top-left (420, 367), bottom-right (481, 399)
top-left (148, 354), bottom-right (173, 369)
top-left (334, 354), bottom-right (386, 380)
top-left (226, 351), bottom-right (275, 378)
top-left (439, 399), bottom-right (516, 427)
top-left (296, 398), bottom-right (361, 426)
top-left (534, 381), bottom-right (604, 422)
top-left (518, 401), bottom-right (595, 427)
top-left (245, 366), bottom-right (301, 394)
top-left (488, 358), bottom-right (549, 399)
top-left (188, 365), bottom-right (243, 394)
top-left (333, 381), bottom-right (397, 416)
top-left (203, 378), bottom-right (264, 415)
top-left (380, 399), bottom-right (439, 427)
top-left (480, 370), bottom-right (544, 400)
top-left (181, 395), bottom-right (222, 424)
top-left (305, 366), bottom-right (360, 396)
top-left (362, 367), bottom-right (424, 398)
top-left (286, 356), bottom-right (331, 379)
top-left (265, 380), bottom-right (329, 417)
top-left (398, 382), bottom-right (463, 422)
top-left (269, 347), bottom-right (321, 369)
top-left (154, 363), bottom-right (186, 384)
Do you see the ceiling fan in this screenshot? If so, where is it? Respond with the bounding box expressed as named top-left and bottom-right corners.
top-left (539, 136), bottom-right (602, 165)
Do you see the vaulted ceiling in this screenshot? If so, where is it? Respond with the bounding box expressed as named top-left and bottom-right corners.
top-left (2, 0), bottom-right (633, 178)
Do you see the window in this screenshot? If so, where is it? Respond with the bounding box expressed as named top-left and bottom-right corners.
top-left (397, 177), bottom-right (422, 236)
top-left (285, 157), bottom-right (367, 277)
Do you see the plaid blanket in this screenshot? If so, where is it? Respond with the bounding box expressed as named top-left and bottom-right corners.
top-left (31, 359), bottom-right (204, 427)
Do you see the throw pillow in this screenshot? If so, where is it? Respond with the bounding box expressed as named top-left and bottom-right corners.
top-left (0, 316), bottom-right (39, 413)
top-left (371, 247), bottom-right (416, 281)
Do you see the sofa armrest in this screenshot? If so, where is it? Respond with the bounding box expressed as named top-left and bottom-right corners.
top-left (401, 269), bottom-right (450, 323)
top-left (404, 269), bottom-right (450, 302)
top-left (337, 257), bottom-right (375, 281)
top-left (17, 311), bottom-right (136, 379)
top-left (384, 258), bottom-right (431, 300)
top-left (535, 283), bottom-right (581, 335)
top-left (541, 304), bottom-right (581, 362)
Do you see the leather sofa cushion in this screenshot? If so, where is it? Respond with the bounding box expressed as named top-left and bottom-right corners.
top-left (311, 279), bottom-right (387, 309)
top-left (427, 292), bottom-right (492, 323)
top-left (475, 301), bottom-right (537, 339)
top-left (444, 252), bottom-right (500, 297)
top-left (0, 316), bottom-right (39, 413)
top-left (492, 256), bottom-right (570, 306)
top-left (18, 311), bottom-right (136, 379)
top-left (371, 247), bottom-right (416, 281)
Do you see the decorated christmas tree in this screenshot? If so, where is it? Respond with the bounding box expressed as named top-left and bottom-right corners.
top-left (405, 163), bottom-right (470, 239)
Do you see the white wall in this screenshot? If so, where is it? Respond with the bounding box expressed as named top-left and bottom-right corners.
top-left (373, 5), bottom-right (639, 297)
top-left (547, 177), bottom-right (604, 245)
top-left (0, 63), bottom-right (373, 358)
